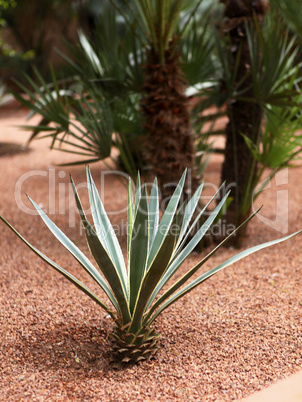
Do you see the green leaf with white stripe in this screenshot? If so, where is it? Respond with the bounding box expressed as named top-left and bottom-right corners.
top-left (27, 196), bottom-right (119, 310)
top-left (127, 177), bottom-right (134, 267)
top-left (130, 217), bottom-right (178, 333)
top-left (129, 185), bottom-right (149, 313)
top-left (174, 183), bottom-right (225, 256)
top-left (0, 216), bottom-right (114, 318)
top-left (147, 228), bottom-right (302, 326)
top-left (145, 207), bottom-right (259, 323)
top-left (134, 171), bottom-right (141, 216)
top-left (145, 191), bottom-right (230, 311)
top-left (86, 168), bottom-right (128, 293)
top-left (148, 177), bottom-right (159, 250)
top-left (147, 169), bottom-right (186, 268)
top-left (71, 176), bottom-right (130, 322)
top-left (174, 181), bottom-right (204, 251)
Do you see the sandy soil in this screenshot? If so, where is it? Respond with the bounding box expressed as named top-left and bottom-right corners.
top-left (0, 103), bottom-right (301, 401)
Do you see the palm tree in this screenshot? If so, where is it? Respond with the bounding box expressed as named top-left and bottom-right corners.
top-left (217, 0), bottom-right (268, 244)
top-left (272, 0), bottom-right (302, 37)
top-left (15, 0), bottom-right (220, 200)
top-left (116, 0), bottom-right (205, 202)
top-left (215, 0), bottom-right (302, 247)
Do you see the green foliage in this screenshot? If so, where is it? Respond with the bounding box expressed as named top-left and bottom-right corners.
top-left (215, 12), bottom-right (301, 108)
top-left (240, 13), bottom-right (302, 215)
top-left (245, 16), bottom-right (301, 108)
top-left (0, 0), bottom-right (16, 22)
top-left (116, 0), bottom-right (186, 63)
top-left (271, 0), bottom-right (302, 37)
top-left (1, 168), bottom-right (301, 362)
top-left (216, 9), bottom-right (302, 224)
top-left (244, 104), bottom-right (302, 201)
top-left (14, 1), bottom-right (220, 179)
top-left (61, 12), bottom-right (145, 96)
top-left (14, 69), bottom-right (140, 168)
top-left (180, 2), bottom-right (220, 86)
top-left (0, 0), bottom-right (79, 86)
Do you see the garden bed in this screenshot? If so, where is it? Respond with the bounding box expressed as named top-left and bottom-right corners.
top-left (0, 106), bottom-right (301, 401)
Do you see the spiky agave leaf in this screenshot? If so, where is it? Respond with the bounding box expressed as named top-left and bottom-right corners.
top-left (0, 168), bottom-right (301, 364)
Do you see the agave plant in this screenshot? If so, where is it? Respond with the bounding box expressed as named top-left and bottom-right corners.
top-left (1, 168), bottom-right (300, 364)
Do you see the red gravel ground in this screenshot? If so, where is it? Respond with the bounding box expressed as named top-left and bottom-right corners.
top-left (0, 105), bottom-right (301, 401)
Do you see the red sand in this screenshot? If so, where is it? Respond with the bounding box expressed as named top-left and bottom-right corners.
top-left (0, 105), bottom-right (301, 401)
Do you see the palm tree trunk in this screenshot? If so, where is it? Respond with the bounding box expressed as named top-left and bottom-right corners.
top-left (217, 0), bottom-right (268, 246)
top-left (141, 40), bottom-right (197, 204)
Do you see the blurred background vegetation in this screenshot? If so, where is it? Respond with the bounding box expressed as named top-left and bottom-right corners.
top-left (1, 0), bottom-right (301, 247)
top-left (0, 0), bottom-right (86, 87)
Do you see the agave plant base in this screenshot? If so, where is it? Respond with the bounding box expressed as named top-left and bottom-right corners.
top-left (110, 324), bottom-right (160, 364)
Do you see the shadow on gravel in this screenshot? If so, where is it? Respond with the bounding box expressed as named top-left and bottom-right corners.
top-left (5, 321), bottom-right (115, 376)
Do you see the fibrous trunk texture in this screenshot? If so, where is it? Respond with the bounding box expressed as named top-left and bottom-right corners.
top-left (110, 323), bottom-right (160, 365)
top-left (141, 40), bottom-right (197, 204)
top-left (218, 0), bottom-right (267, 246)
